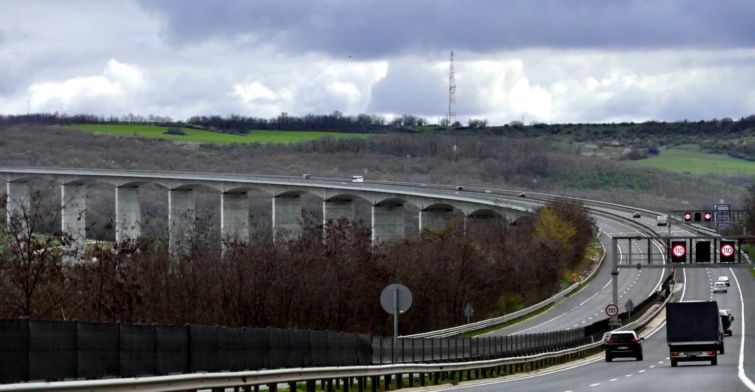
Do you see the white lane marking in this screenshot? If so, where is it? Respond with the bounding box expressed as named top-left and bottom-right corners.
top-left (733, 269), bottom-right (755, 391)
top-left (590, 383), bottom-right (601, 386)
top-left (625, 374), bottom-right (632, 377)
top-left (433, 298), bottom-right (672, 391)
top-left (609, 378), bottom-right (618, 381)
top-left (639, 370), bottom-right (646, 373)
top-left (428, 356), bottom-right (608, 390)
top-left (579, 281), bottom-right (612, 306)
top-left (511, 312), bottom-right (567, 335)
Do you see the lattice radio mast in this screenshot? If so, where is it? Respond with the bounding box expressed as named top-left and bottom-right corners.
top-left (447, 50), bottom-right (456, 125)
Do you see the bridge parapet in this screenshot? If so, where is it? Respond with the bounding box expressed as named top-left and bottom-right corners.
top-left (0, 167), bottom-right (534, 258)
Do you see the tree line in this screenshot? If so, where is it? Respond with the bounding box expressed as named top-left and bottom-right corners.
top-left (0, 191), bottom-right (594, 335)
top-left (0, 112), bottom-right (438, 134)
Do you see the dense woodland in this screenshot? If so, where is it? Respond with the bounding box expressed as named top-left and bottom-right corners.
top-left (1, 116), bottom-right (754, 334)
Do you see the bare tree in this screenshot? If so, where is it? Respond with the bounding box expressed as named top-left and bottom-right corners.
top-left (0, 186), bottom-right (80, 318)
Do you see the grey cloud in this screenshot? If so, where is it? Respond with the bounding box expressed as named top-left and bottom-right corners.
top-left (578, 80), bottom-right (753, 123)
top-left (139, 0), bottom-right (755, 59)
top-left (367, 62), bottom-right (446, 115)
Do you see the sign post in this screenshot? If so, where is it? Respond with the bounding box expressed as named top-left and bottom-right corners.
top-left (380, 284), bottom-right (412, 363)
top-left (464, 303), bottom-right (474, 324)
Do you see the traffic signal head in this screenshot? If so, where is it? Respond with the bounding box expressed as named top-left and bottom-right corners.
top-left (694, 212), bottom-right (702, 222)
top-left (704, 212), bottom-right (712, 221)
top-left (684, 212), bottom-right (692, 222)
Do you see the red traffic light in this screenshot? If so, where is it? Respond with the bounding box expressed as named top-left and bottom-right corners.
top-left (704, 212), bottom-right (712, 221)
top-left (684, 212), bottom-right (692, 222)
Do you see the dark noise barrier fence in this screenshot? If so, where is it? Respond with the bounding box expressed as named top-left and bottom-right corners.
top-left (373, 328), bottom-right (593, 364)
top-left (0, 320), bottom-right (371, 384)
top-left (0, 274), bottom-right (674, 384)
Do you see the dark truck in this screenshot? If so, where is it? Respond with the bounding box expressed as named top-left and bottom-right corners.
top-left (666, 301), bottom-right (724, 366)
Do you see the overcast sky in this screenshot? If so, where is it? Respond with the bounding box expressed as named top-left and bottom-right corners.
top-left (1, 0), bottom-right (754, 125)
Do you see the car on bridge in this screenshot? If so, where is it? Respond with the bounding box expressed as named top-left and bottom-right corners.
top-left (605, 331), bottom-right (644, 362)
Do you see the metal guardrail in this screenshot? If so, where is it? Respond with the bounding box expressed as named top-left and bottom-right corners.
top-left (400, 282), bottom-right (574, 339)
top-left (605, 273), bottom-right (675, 339)
top-left (1, 283), bottom-right (671, 392)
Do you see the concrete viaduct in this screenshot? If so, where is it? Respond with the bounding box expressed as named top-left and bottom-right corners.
top-left (1, 167), bottom-right (534, 257)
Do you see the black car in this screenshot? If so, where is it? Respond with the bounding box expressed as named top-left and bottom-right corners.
top-left (605, 331), bottom-right (644, 361)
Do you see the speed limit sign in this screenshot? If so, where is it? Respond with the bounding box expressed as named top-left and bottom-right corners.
top-left (605, 304), bottom-right (619, 317)
top-left (672, 244), bottom-right (686, 257)
top-left (720, 242), bottom-right (736, 262)
top-left (721, 243), bottom-right (735, 257)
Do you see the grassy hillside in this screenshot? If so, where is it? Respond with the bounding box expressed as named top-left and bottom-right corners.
top-left (64, 124), bottom-right (371, 144)
top-left (631, 149), bottom-right (755, 176)
top-left (2, 123), bottom-right (750, 214)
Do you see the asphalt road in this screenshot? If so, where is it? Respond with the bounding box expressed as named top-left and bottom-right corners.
top-left (433, 266), bottom-right (753, 392)
top-left (483, 214), bottom-right (665, 337)
top-left (455, 215), bottom-right (755, 391)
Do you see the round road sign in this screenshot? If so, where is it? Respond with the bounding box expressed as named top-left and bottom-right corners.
top-left (380, 284), bottom-right (413, 315)
top-left (671, 244), bottom-right (686, 258)
top-left (721, 243), bottom-right (735, 258)
top-left (605, 304), bottom-right (619, 317)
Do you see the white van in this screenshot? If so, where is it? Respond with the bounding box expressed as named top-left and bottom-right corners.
top-left (351, 175), bottom-right (364, 183)
top-left (657, 215), bottom-right (668, 226)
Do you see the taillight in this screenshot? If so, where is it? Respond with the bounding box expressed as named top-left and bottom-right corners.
top-left (631, 338), bottom-right (639, 343)
top-left (607, 339), bottom-right (614, 343)
top-left (708, 351), bottom-right (715, 355)
top-left (671, 352), bottom-right (679, 356)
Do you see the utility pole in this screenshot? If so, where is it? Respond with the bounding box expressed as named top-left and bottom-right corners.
top-left (448, 51), bottom-right (456, 125)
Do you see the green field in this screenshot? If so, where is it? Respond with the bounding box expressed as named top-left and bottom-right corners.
top-left (632, 148), bottom-right (755, 176)
top-left (64, 124), bottom-right (371, 144)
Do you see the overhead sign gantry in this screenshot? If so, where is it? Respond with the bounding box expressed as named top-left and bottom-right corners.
top-left (611, 235), bottom-right (752, 269)
top-left (608, 235), bottom-right (753, 326)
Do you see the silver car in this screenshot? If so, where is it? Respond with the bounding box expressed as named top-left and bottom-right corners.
top-left (713, 282), bottom-right (728, 293)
